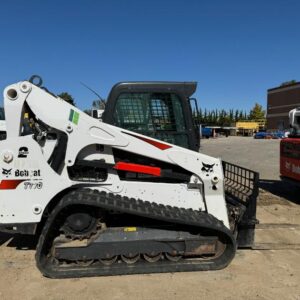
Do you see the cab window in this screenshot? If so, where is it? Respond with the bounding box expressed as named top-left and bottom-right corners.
top-left (113, 92), bottom-right (189, 148)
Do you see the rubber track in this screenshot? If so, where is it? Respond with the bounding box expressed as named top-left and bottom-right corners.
top-left (35, 189), bottom-right (236, 278)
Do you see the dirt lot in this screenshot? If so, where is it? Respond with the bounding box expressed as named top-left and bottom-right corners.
top-left (0, 137), bottom-right (299, 300)
top-left (201, 135), bottom-right (281, 180)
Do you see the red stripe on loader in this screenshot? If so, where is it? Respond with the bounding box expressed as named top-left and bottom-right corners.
top-left (123, 132), bottom-right (172, 150)
top-left (0, 180), bottom-right (26, 190)
top-left (114, 162), bottom-right (161, 177)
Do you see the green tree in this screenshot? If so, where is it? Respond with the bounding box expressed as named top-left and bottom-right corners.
top-left (207, 111), bottom-right (212, 124)
top-left (198, 108), bottom-right (203, 123)
top-left (234, 109), bottom-right (239, 122)
top-left (218, 109), bottom-right (226, 125)
top-left (249, 103), bottom-right (265, 120)
top-left (211, 110), bottom-right (216, 124)
top-left (58, 92), bottom-right (76, 106)
top-left (280, 80), bottom-right (297, 87)
top-left (238, 110), bottom-right (244, 120)
top-left (214, 109), bottom-right (219, 124)
top-left (229, 109), bottom-right (234, 123)
top-left (203, 109), bottom-right (208, 123)
top-left (223, 110), bottom-right (231, 126)
top-left (199, 108), bottom-right (253, 124)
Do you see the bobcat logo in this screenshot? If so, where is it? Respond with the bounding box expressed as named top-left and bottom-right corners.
top-left (2, 168), bottom-right (12, 177)
top-left (201, 162), bottom-right (215, 173)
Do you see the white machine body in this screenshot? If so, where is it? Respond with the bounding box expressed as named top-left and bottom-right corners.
top-left (0, 81), bottom-right (229, 228)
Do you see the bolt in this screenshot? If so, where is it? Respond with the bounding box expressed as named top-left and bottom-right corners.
top-left (33, 205), bottom-right (42, 215)
top-left (3, 151), bottom-right (13, 163)
top-left (66, 125), bottom-right (73, 133)
top-left (19, 81), bottom-right (32, 93)
top-left (211, 176), bottom-right (219, 184)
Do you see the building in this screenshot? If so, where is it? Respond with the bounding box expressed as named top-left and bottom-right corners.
top-left (267, 82), bottom-right (300, 130)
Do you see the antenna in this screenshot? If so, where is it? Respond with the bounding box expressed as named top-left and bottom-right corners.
top-left (80, 82), bottom-right (106, 105)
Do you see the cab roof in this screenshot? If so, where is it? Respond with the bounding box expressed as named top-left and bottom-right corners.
top-left (109, 81), bottom-right (197, 98)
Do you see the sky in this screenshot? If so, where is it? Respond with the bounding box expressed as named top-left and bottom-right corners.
top-left (0, 0), bottom-right (299, 111)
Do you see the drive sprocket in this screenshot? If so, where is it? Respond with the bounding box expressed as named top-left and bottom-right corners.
top-left (60, 206), bottom-right (102, 240)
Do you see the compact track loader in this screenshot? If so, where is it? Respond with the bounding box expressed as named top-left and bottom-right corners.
top-left (0, 79), bottom-right (258, 278)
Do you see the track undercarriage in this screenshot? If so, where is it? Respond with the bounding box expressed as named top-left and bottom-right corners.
top-left (36, 189), bottom-right (236, 278)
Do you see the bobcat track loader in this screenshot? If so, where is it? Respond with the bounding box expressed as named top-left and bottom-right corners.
top-left (0, 79), bottom-right (258, 278)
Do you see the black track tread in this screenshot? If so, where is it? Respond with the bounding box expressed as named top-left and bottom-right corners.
top-left (35, 189), bottom-right (236, 278)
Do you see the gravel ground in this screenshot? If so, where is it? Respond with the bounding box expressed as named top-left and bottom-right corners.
top-left (200, 136), bottom-right (280, 180)
top-left (200, 136), bottom-right (299, 204)
top-left (0, 136), bottom-right (299, 300)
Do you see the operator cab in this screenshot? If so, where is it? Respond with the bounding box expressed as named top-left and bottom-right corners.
top-left (102, 82), bottom-right (200, 151)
